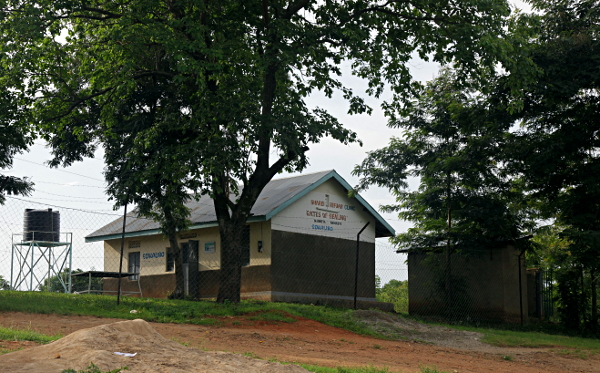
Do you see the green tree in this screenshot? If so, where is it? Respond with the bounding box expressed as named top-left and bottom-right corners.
top-left (355, 68), bottom-right (527, 252)
top-left (0, 88), bottom-right (34, 204)
top-left (0, 275), bottom-right (10, 290)
top-left (1, 0), bottom-right (514, 303)
top-left (354, 68), bottom-right (529, 314)
top-left (376, 278), bottom-right (408, 313)
top-left (504, 0), bottom-right (600, 329)
top-left (38, 268), bottom-right (102, 293)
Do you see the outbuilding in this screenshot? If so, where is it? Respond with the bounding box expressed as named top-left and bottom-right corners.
top-left (86, 170), bottom-right (395, 308)
top-left (400, 236), bottom-right (532, 324)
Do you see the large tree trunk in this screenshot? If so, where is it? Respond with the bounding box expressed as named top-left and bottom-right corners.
top-left (163, 207), bottom-right (185, 299)
top-left (168, 232), bottom-right (186, 299)
top-left (216, 219), bottom-right (247, 303)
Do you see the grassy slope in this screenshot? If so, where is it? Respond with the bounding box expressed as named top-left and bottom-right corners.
top-left (0, 291), bottom-right (385, 338)
top-left (0, 326), bottom-right (60, 344)
top-left (0, 291), bottom-right (599, 356)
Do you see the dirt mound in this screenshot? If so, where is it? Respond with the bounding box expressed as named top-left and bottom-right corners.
top-left (353, 310), bottom-right (489, 350)
top-left (0, 319), bottom-right (307, 373)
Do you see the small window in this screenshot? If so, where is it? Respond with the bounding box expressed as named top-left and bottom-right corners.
top-left (128, 240), bottom-right (141, 249)
top-left (204, 242), bottom-right (216, 253)
top-left (128, 252), bottom-right (140, 280)
top-left (166, 247), bottom-right (174, 272)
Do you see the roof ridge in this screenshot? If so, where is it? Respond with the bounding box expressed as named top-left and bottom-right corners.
top-left (270, 169), bottom-right (335, 182)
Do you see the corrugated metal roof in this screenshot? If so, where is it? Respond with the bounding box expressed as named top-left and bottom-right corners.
top-left (86, 170), bottom-right (395, 241)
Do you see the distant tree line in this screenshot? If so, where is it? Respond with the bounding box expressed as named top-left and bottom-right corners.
top-left (376, 276), bottom-right (408, 314)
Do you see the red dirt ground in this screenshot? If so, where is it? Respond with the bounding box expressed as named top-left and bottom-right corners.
top-left (0, 311), bottom-right (598, 373)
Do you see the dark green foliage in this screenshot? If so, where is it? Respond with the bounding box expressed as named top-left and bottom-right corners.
top-left (0, 91), bottom-right (34, 204)
top-left (355, 68), bottom-right (528, 252)
top-left (0, 275), bottom-right (9, 291)
top-left (505, 0), bottom-right (600, 330)
top-left (556, 268), bottom-right (584, 330)
top-left (375, 278), bottom-right (408, 313)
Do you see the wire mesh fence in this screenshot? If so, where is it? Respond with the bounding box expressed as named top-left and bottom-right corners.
top-left (0, 196), bottom-right (408, 310)
top-left (1, 196), bottom-right (121, 292)
top-left (402, 247), bottom-right (557, 326)
top-left (1, 196), bottom-right (558, 326)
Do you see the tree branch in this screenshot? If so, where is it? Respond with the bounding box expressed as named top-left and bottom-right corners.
top-left (283, 0), bottom-right (311, 19)
top-left (79, 6), bottom-right (122, 19)
top-left (267, 146), bottom-right (309, 178)
top-left (133, 71), bottom-right (176, 79)
top-left (47, 87), bottom-right (113, 122)
top-left (352, 1), bottom-right (462, 25)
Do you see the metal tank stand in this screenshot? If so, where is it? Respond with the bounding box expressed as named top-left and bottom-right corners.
top-left (10, 232), bottom-right (73, 292)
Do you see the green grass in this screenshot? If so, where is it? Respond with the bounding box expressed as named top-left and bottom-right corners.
top-left (451, 325), bottom-right (600, 353)
top-left (0, 291), bottom-right (385, 339)
top-left (300, 365), bottom-right (390, 373)
top-left (296, 362), bottom-right (458, 373)
top-left (397, 312), bottom-right (600, 356)
top-left (417, 368), bottom-right (452, 373)
top-left (246, 311), bottom-right (297, 323)
top-left (2, 290), bottom-right (600, 359)
top-left (0, 325), bottom-right (60, 344)
top-left (61, 363), bottom-right (127, 373)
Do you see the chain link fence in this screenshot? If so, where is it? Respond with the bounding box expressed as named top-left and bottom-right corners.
top-left (1, 196), bottom-right (409, 310)
top-left (401, 247), bottom-right (556, 325)
top-left (2, 196), bottom-right (558, 326)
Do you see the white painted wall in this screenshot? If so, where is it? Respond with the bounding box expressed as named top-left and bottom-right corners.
top-left (271, 179), bottom-right (377, 242)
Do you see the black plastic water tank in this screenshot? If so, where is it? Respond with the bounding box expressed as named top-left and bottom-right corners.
top-left (23, 208), bottom-right (60, 242)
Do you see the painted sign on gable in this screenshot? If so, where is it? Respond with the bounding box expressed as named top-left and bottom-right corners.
top-left (271, 182), bottom-right (376, 242)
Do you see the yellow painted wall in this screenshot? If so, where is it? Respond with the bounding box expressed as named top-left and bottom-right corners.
top-left (103, 221), bottom-right (272, 275)
top-left (249, 221), bottom-right (271, 266)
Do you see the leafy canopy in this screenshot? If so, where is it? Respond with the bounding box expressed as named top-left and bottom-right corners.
top-left (0, 85), bottom-right (34, 204)
top-left (0, 0), bottom-right (513, 189)
top-left (354, 68), bottom-right (528, 251)
top-left (1, 0), bottom-right (515, 301)
top-left (503, 0), bottom-right (600, 329)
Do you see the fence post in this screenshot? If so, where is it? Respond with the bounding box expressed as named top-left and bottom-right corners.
top-left (354, 222), bottom-right (370, 310)
top-left (117, 202), bottom-right (128, 306)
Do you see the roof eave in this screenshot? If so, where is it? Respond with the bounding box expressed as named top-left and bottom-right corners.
top-left (85, 220), bottom-right (229, 243)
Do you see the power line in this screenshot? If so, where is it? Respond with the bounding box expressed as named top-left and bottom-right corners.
top-left (34, 180), bottom-right (105, 189)
top-left (30, 142), bottom-right (104, 163)
top-left (34, 190), bottom-right (110, 200)
top-left (15, 157), bottom-right (105, 182)
top-left (15, 195), bottom-right (112, 204)
top-left (6, 196), bottom-right (123, 215)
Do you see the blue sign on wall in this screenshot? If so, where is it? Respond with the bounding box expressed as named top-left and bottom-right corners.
top-left (142, 251), bottom-right (165, 260)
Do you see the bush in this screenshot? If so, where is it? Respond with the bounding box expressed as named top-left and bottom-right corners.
top-left (38, 268), bottom-right (102, 293)
top-left (375, 277), bottom-right (408, 313)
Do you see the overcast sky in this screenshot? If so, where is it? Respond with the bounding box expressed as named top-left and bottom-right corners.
top-left (2, 1), bottom-right (532, 284)
top-left (7, 58), bottom-right (438, 234)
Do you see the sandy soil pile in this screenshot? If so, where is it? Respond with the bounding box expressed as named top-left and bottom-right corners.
top-left (0, 319), bottom-right (307, 373)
